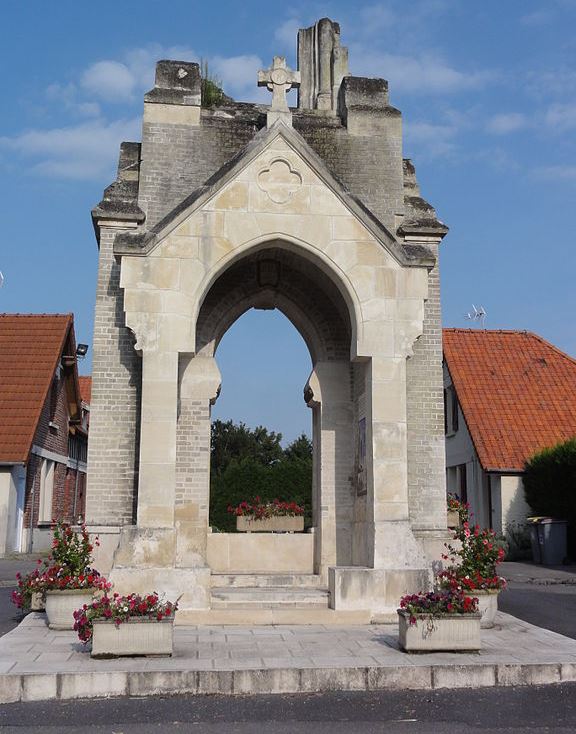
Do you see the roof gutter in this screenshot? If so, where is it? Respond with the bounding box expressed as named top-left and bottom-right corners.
top-left (0, 461), bottom-right (25, 467)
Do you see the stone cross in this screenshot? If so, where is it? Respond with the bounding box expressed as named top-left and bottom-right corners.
top-left (258, 56), bottom-right (300, 126)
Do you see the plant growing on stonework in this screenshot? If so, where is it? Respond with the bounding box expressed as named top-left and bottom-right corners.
top-left (73, 592), bottom-right (179, 644)
top-left (201, 59), bottom-right (226, 107)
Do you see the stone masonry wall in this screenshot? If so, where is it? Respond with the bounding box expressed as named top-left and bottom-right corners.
top-left (175, 398), bottom-right (210, 510)
top-left (138, 116), bottom-right (258, 228)
top-left (85, 228), bottom-right (141, 526)
top-left (406, 244), bottom-right (446, 530)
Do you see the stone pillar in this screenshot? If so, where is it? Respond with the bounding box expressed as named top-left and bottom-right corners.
top-left (306, 361), bottom-right (354, 579)
top-left (175, 355), bottom-right (221, 566)
top-left (136, 350), bottom-right (178, 528)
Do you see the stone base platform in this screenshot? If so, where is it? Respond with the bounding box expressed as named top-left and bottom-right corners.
top-left (1, 612), bottom-right (576, 702)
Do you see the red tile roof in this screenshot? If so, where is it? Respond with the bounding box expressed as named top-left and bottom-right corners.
top-left (0, 314), bottom-right (73, 464)
top-left (78, 376), bottom-right (92, 405)
top-left (443, 329), bottom-right (576, 472)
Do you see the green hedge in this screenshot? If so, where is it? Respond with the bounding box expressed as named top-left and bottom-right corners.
top-left (524, 437), bottom-right (576, 554)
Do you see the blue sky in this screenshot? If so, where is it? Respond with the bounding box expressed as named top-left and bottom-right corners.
top-left (1, 1), bottom-right (575, 443)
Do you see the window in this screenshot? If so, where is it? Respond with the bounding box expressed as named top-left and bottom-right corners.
top-left (38, 459), bottom-right (55, 524)
top-left (444, 385), bottom-right (459, 435)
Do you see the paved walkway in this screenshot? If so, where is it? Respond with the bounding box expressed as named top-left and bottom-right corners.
top-left (1, 611), bottom-right (576, 702)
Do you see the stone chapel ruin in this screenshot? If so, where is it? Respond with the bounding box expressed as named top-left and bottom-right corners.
top-left (87, 18), bottom-right (450, 622)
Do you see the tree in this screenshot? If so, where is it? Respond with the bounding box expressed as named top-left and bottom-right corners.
top-left (209, 420), bottom-right (313, 531)
top-left (284, 433), bottom-right (313, 461)
top-left (210, 419), bottom-right (283, 477)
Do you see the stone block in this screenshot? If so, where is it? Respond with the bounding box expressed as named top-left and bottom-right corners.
top-left (0, 675), bottom-right (22, 704)
top-left (59, 672), bottom-right (128, 699)
top-left (21, 674), bottom-right (58, 701)
top-left (432, 665), bottom-right (496, 689)
top-left (497, 663), bottom-right (561, 686)
top-left (300, 666), bottom-right (367, 692)
top-left (233, 669), bottom-right (301, 695)
top-left (367, 666), bottom-right (432, 690)
top-left (128, 671), bottom-right (198, 697)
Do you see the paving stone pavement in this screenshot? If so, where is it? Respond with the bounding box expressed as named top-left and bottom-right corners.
top-left (1, 611), bottom-right (576, 702)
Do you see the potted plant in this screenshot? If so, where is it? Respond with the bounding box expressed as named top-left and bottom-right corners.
top-left (12, 561), bottom-right (48, 612)
top-left (42, 522), bottom-right (110, 630)
top-left (228, 497), bottom-right (305, 532)
top-left (438, 511), bottom-right (506, 629)
top-left (446, 494), bottom-right (468, 529)
top-left (398, 589), bottom-right (481, 652)
top-left (74, 592), bottom-right (178, 658)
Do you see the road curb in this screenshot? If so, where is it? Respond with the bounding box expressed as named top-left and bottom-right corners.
top-left (0, 661), bottom-right (574, 703)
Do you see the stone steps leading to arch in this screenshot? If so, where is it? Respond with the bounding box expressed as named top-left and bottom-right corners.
top-left (210, 573), bottom-right (325, 589)
top-left (210, 586), bottom-right (329, 609)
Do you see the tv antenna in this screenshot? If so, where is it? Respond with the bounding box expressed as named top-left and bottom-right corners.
top-left (465, 304), bottom-right (486, 328)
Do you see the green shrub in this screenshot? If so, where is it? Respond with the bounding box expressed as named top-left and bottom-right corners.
top-left (524, 437), bottom-right (576, 554)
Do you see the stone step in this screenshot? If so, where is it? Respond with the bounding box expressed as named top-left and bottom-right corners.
top-left (210, 573), bottom-right (324, 589)
top-left (210, 586), bottom-right (330, 609)
top-left (176, 607), bottom-right (372, 625)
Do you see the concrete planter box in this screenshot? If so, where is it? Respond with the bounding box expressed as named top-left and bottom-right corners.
top-left (447, 510), bottom-right (460, 529)
top-left (475, 589), bottom-right (500, 629)
top-left (30, 592), bottom-right (45, 612)
top-left (236, 516), bottom-right (304, 533)
top-left (45, 589), bottom-right (94, 630)
top-left (398, 610), bottom-right (482, 652)
top-left (91, 618), bottom-right (174, 658)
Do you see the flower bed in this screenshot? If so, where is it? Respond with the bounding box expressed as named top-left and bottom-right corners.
top-left (74, 592), bottom-right (179, 659)
top-left (398, 589), bottom-right (481, 652)
top-left (228, 497), bottom-right (305, 532)
top-left (12, 522), bottom-right (110, 630)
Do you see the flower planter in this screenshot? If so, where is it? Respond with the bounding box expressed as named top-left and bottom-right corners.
top-left (236, 515), bottom-right (304, 533)
top-left (91, 618), bottom-right (174, 658)
top-left (45, 589), bottom-right (94, 630)
top-left (30, 592), bottom-right (45, 612)
top-left (475, 589), bottom-right (500, 629)
top-left (398, 610), bottom-right (482, 652)
top-left (447, 509), bottom-right (460, 529)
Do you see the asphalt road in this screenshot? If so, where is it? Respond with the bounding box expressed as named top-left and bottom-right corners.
top-left (1, 684), bottom-right (576, 732)
top-left (500, 583), bottom-right (576, 640)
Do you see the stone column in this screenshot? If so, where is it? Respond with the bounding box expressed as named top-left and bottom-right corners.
top-left (137, 349), bottom-right (178, 528)
top-left (306, 361), bottom-right (354, 579)
top-left (175, 355), bottom-right (221, 567)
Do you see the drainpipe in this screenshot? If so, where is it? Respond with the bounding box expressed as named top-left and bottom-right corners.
top-left (72, 456), bottom-right (80, 521)
top-left (28, 471), bottom-right (35, 554)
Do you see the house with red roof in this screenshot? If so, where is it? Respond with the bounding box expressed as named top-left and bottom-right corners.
top-left (0, 314), bottom-right (90, 554)
top-left (443, 328), bottom-right (576, 536)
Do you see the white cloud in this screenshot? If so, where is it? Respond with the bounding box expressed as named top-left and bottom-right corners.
top-left (0, 117), bottom-right (141, 180)
top-left (486, 112), bottom-right (528, 135)
top-left (45, 82), bottom-right (101, 118)
top-left (211, 54), bottom-right (264, 100)
top-left (404, 120), bottom-right (458, 158)
top-left (534, 164), bottom-right (576, 181)
top-left (526, 69), bottom-right (576, 98)
top-left (351, 49), bottom-right (493, 93)
top-left (359, 4), bottom-right (396, 32)
top-left (545, 103), bottom-right (576, 131)
top-left (520, 10), bottom-right (553, 25)
top-left (274, 18), bottom-right (302, 50)
top-left (81, 61), bottom-right (136, 102)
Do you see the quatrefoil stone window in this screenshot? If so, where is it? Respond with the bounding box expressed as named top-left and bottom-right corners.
top-left (257, 159), bottom-right (302, 204)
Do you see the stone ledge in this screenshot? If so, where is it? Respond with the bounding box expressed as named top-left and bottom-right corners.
top-left (0, 660), bottom-right (573, 703)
